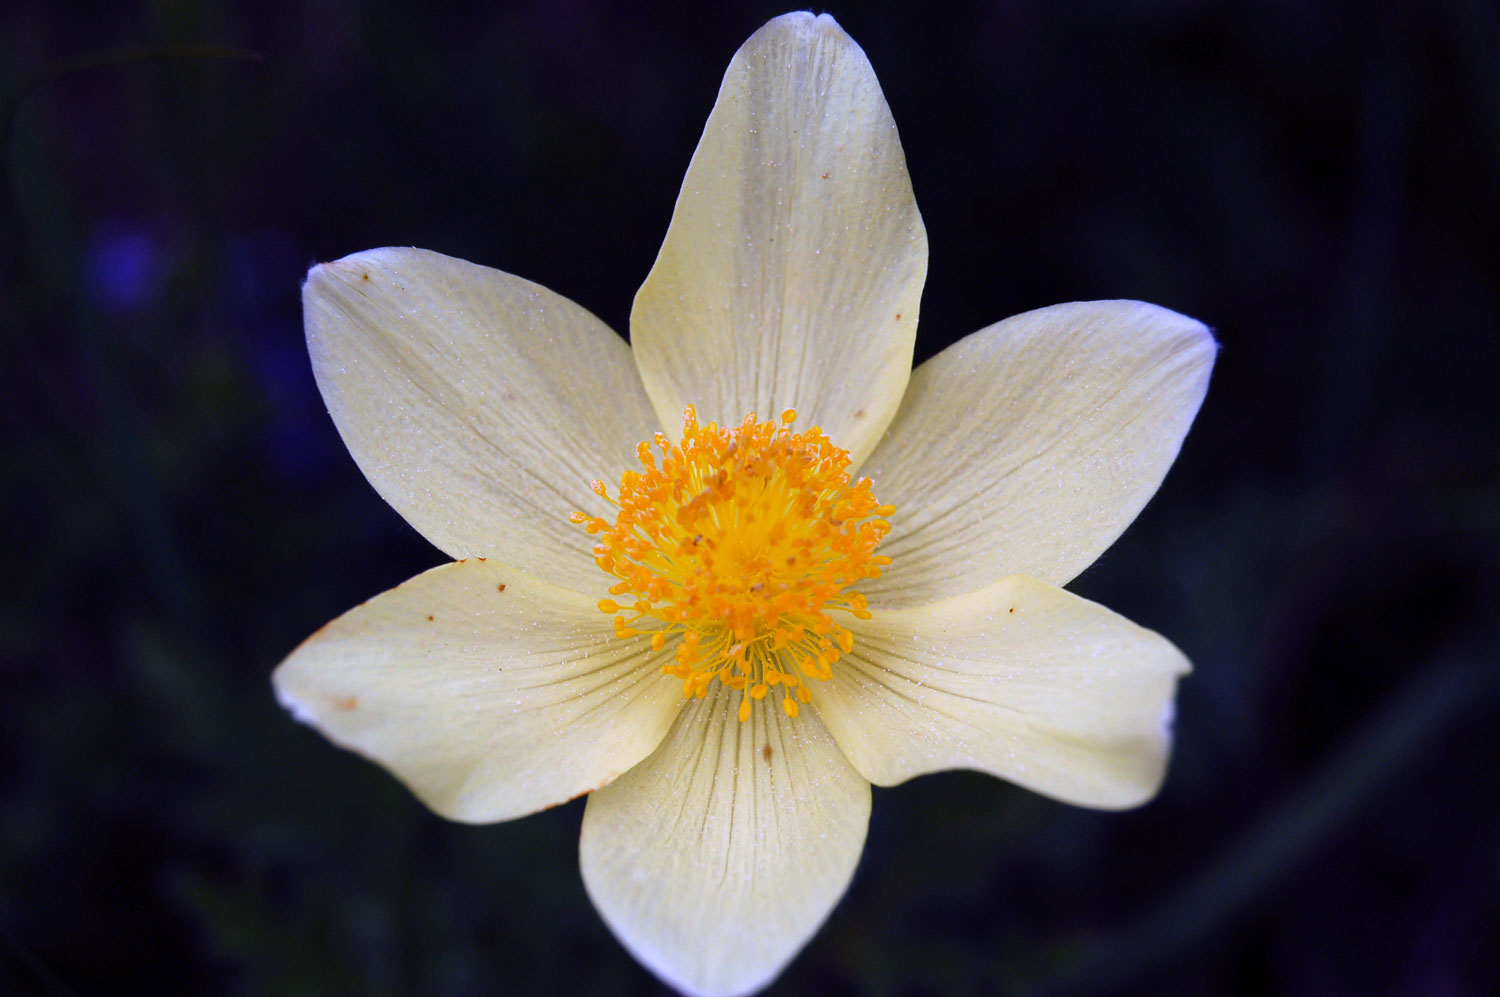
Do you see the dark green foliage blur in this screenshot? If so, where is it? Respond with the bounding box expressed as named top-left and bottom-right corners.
top-left (3, 1), bottom-right (1497, 994)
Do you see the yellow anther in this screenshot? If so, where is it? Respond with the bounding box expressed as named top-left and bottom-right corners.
top-left (573, 405), bottom-right (893, 722)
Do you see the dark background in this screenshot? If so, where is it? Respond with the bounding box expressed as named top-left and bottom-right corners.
top-left (4, 1), bottom-right (1498, 994)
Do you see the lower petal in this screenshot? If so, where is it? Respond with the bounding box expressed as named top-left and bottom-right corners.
top-left (273, 558), bottom-right (682, 823)
top-left (579, 683), bottom-right (870, 997)
top-left (816, 575), bottom-right (1190, 809)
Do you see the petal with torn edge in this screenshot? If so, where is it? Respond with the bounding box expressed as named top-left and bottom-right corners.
top-left (580, 682), bottom-right (870, 997)
top-left (860, 300), bottom-right (1215, 607)
top-left (817, 574), bottom-right (1190, 810)
top-left (273, 558), bottom-right (681, 823)
top-left (304, 247), bottom-right (660, 594)
top-left (631, 12), bottom-right (927, 469)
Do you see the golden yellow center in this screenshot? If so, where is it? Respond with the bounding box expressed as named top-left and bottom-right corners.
top-left (571, 406), bottom-right (893, 722)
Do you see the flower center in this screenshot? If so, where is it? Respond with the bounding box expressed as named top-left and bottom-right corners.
top-left (572, 406), bottom-right (893, 722)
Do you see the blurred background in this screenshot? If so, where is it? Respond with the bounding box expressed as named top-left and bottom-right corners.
top-left (3, 0), bottom-right (1497, 994)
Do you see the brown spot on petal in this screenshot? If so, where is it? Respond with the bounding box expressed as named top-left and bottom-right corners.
top-left (540, 778), bottom-right (613, 811)
top-left (361, 272), bottom-right (370, 282)
top-left (427, 614), bottom-right (435, 622)
top-left (762, 744), bottom-right (774, 762)
top-left (895, 312), bottom-right (902, 320)
top-left (496, 583), bottom-right (506, 592)
top-left (332, 695), bottom-right (358, 711)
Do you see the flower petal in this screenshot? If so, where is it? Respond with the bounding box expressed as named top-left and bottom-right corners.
top-left (816, 574), bottom-right (1189, 809)
top-left (304, 247), bottom-right (660, 594)
top-left (272, 557), bottom-right (681, 823)
top-left (579, 682), bottom-right (870, 997)
top-left (631, 12), bottom-right (927, 468)
top-left (860, 300), bottom-right (1215, 606)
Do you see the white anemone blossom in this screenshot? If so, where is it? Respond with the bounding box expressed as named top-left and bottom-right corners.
top-left (274, 11), bottom-right (1215, 996)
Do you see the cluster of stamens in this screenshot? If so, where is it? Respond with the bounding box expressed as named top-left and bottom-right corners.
top-left (571, 406), bottom-right (893, 722)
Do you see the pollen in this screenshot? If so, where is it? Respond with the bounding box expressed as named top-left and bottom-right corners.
top-left (572, 406), bottom-right (893, 720)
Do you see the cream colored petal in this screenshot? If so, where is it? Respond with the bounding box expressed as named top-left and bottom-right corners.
top-left (305, 247), bottom-right (660, 594)
top-left (816, 574), bottom-right (1189, 809)
top-left (272, 558), bottom-right (681, 824)
top-left (631, 12), bottom-right (927, 467)
top-left (580, 682), bottom-right (870, 997)
top-left (860, 300), bottom-right (1215, 606)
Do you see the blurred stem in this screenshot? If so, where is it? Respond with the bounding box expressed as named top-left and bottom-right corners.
top-left (1045, 623), bottom-right (1499, 994)
top-left (1443, 0), bottom-right (1500, 195)
top-left (1, 924), bottom-right (76, 997)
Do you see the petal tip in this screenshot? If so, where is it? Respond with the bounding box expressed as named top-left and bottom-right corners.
top-left (301, 254), bottom-right (370, 301)
top-left (755, 10), bottom-right (856, 52)
top-left (1138, 300), bottom-right (1219, 364)
top-left (270, 665), bottom-right (318, 726)
top-left (304, 247), bottom-right (434, 295)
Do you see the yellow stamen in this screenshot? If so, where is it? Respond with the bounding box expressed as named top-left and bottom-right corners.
top-left (574, 405), bottom-right (892, 722)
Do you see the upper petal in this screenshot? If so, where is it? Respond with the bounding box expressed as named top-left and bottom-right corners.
top-left (579, 683), bottom-right (870, 997)
top-left (815, 574), bottom-right (1190, 809)
top-left (631, 12), bottom-right (927, 468)
top-left (860, 300), bottom-right (1215, 606)
top-left (272, 557), bottom-right (682, 823)
top-left (304, 247), bottom-right (660, 594)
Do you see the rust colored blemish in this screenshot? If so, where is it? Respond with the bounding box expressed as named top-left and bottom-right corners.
top-left (1008, 607), bottom-right (1015, 613)
top-left (855, 408), bottom-right (866, 418)
top-left (541, 784), bottom-right (602, 811)
top-left (762, 744), bottom-right (774, 762)
top-left (332, 694), bottom-right (358, 711)
top-left (895, 312), bottom-right (902, 320)
top-left (497, 583), bottom-right (507, 592)
top-left (477, 556), bottom-right (487, 561)
top-left (821, 171), bottom-right (829, 179)
top-left (427, 614), bottom-right (435, 622)
top-left (361, 272), bottom-right (370, 282)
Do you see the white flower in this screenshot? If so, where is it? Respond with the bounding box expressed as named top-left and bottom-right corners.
top-left (274, 12), bottom-right (1215, 996)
